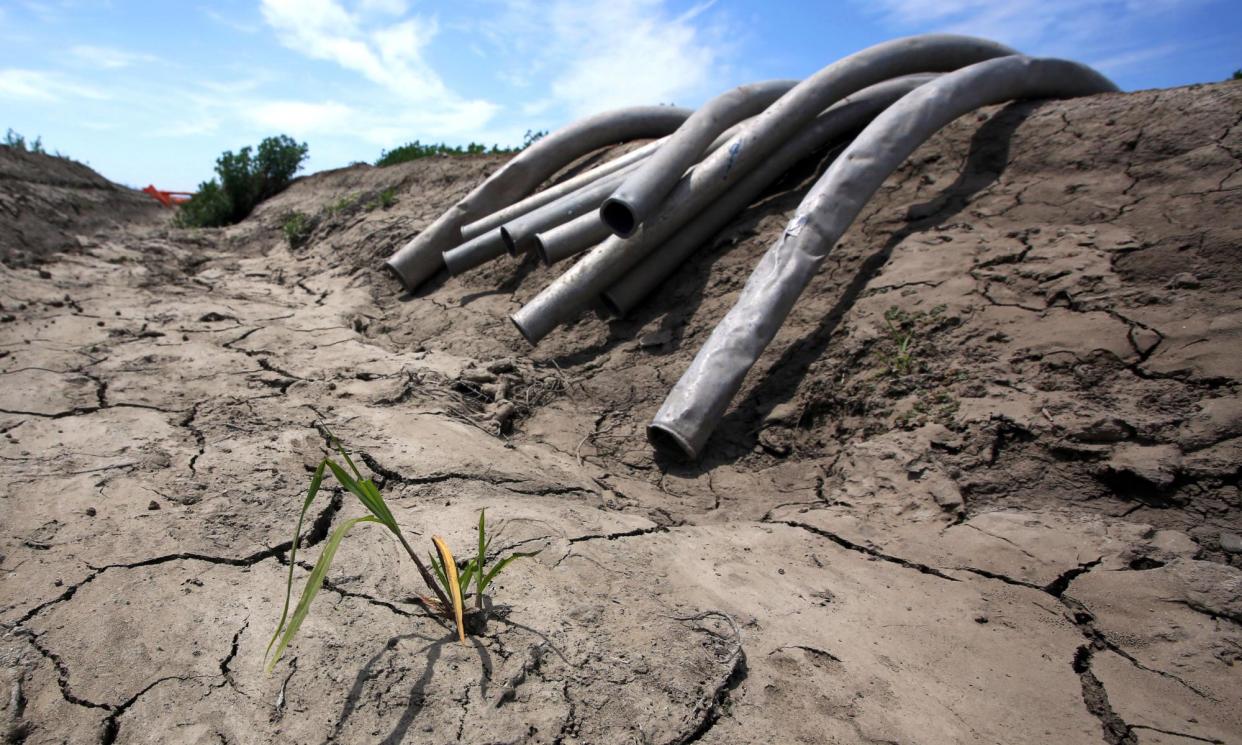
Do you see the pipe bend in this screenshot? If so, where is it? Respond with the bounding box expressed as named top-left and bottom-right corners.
top-left (649, 56), bottom-right (1117, 459)
top-left (385, 104), bottom-right (693, 290)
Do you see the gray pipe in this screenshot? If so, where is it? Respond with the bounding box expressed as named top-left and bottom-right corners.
top-left (510, 35), bottom-right (1017, 344)
top-left (500, 163), bottom-right (639, 256)
top-left (384, 105), bottom-right (692, 290)
top-left (648, 56), bottom-right (1118, 459)
top-left (535, 212), bottom-right (614, 265)
top-left (601, 79), bottom-right (799, 237)
top-left (443, 161), bottom-right (641, 274)
top-left (601, 74), bottom-right (937, 316)
top-left (460, 138), bottom-right (665, 242)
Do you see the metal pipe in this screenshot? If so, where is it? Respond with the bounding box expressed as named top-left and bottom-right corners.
top-left (500, 163), bottom-right (639, 256)
top-left (648, 56), bottom-right (1118, 459)
top-left (510, 35), bottom-right (1018, 344)
top-left (601, 74), bottom-right (937, 316)
top-left (535, 212), bottom-right (614, 265)
top-left (601, 79), bottom-right (799, 237)
top-left (443, 161), bottom-right (640, 274)
top-left (460, 138), bottom-right (665, 242)
top-left (384, 105), bottom-right (693, 291)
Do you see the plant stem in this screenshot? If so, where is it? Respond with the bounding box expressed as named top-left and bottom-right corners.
top-left (397, 532), bottom-right (452, 612)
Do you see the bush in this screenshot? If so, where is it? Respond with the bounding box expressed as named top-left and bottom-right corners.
top-left (282, 211), bottom-right (315, 248)
top-left (374, 130), bottom-right (547, 168)
top-left (177, 134), bottom-right (308, 228)
top-left (4, 129), bottom-right (46, 154)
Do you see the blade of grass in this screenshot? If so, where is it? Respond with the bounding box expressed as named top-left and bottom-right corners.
top-left (481, 551), bottom-right (541, 589)
top-left (476, 509), bottom-right (487, 607)
top-left (266, 515), bottom-right (381, 673)
top-left (264, 459), bottom-right (326, 664)
top-left (432, 536), bottom-right (466, 643)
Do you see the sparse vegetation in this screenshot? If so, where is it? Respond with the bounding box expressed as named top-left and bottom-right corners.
top-left (365, 186), bottom-right (398, 211)
top-left (281, 211), bottom-right (314, 248)
top-left (265, 433), bottom-right (536, 673)
top-left (177, 134), bottom-right (308, 228)
top-left (375, 129), bottom-right (548, 168)
top-left (4, 128), bottom-right (45, 154)
top-left (1233, 69), bottom-right (1242, 81)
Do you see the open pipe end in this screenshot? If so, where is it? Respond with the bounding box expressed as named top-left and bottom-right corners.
top-left (600, 197), bottom-right (638, 238)
top-left (508, 314), bottom-right (539, 346)
top-left (598, 290), bottom-right (624, 318)
top-left (533, 234), bottom-right (552, 266)
top-left (647, 422), bottom-right (698, 460)
top-left (500, 227), bottom-right (519, 256)
top-left (383, 260), bottom-right (414, 293)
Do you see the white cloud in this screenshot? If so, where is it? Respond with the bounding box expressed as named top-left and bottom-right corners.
top-left (249, 100), bottom-right (356, 134)
top-left (0, 68), bottom-right (110, 102)
top-left (69, 45), bottom-right (158, 69)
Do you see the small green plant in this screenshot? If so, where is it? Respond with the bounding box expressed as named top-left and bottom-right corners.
top-left (880, 304), bottom-right (947, 376)
top-left (281, 211), bottom-right (314, 248)
top-left (368, 186), bottom-right (397, 210)
top-left (4, 129), bottom-right (45, 153)
top-left (428, 508), bottom-right (540, 615)
top-left (265, 433), bottom-right (536, 673)
top-left (327, 192), bottom-right (358, 216)
top-left (1232, 69), bottom-right (1242, 81)
top-left (177, 134), bottom-right (308, 228)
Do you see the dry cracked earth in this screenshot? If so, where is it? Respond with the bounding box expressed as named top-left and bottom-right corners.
top-left (1, 82), bottom-right (1241, 744)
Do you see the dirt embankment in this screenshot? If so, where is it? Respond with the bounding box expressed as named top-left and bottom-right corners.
top-left (1, 82), bottom-right (1240, 745)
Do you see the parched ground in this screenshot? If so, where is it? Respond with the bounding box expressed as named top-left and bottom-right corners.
top-left (1, 81), bottom-right (1240, 745)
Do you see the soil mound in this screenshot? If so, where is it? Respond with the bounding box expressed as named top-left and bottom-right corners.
top-left (1, 82), bottom-right (1240, 744)
top-left (0, 146), bottom-right (166, 266)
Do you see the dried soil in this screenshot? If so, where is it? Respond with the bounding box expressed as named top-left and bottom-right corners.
top-left (2, 82), bottom-right (1240, 744)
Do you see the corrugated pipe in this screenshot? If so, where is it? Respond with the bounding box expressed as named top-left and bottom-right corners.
top-left (600, 79), bottom-right (798, 237)
top-left (384, 105), bottom-right (692, 291)
top-left (601, 74), bottom-right (938, 316)
top-left (647, 56), bottom-right (1119, 459)
top-left (509, 34), bottom-right (1017, 345)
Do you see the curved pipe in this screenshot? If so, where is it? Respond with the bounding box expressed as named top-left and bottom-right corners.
top-left (648, 56), bottom-right (1118, 459)
top-left (384, 105), bottom-right (693, 291)
top-left (510, 34), bottom-right (1018, 344)
top-left (460, 137), bottom-right (664, 242)
top-left (601, 74), bottom-right (937, 316)
top-left (601, 79), bottom-right (799, 237)
top-left (535, 212), bottom-right (614, 265)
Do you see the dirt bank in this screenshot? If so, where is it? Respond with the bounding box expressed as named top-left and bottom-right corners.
top-left (2, 82), bottom-right (1240, 744)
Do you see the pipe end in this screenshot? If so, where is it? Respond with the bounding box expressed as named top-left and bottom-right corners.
top-left (533, 234), bottom-right (552, 266)
top-left (500, 227), bottom-right (518, 256)
top-left (598, 290), bottom-right (624, 318)
top-left (508, 314), bottom-right (539, 346)
top-left (647, 422), bottom-right (698, 460)
top-left (600, 197), bottom-right (638, 238)
top-left (382, 259), bottom-right (414, 293)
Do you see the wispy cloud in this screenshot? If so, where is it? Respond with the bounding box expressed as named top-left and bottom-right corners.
top-left (0, 68), bottom-right (111, 102)
top-left (69, 45), bottom-right (159, 69)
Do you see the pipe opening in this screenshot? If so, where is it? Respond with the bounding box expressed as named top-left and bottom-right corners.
top-left (509, 315), bottom-right (538, 346)
top-left (533, 235), bottom-right (551, 266)
top-left (500, 227), bottom-right (518, 255)
top-left (383, 261), bottom-right (413, 293)
top-left (647, 423), bottom-right (697, 460)
top-left (598, 290), bottom-right (624, 318)
top-left (600, 198), bottom-right (637, 237)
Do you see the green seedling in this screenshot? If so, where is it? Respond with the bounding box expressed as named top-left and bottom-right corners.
top-left (427, 509), bottom-right (540, 615)
top-left (265, 432), bottom-right (454, 673)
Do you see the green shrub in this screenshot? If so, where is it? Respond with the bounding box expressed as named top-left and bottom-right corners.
top-left (365, 187), bottom-right (398, 211)
top-left (177, 134), bottom-right (308, 228)
top-left (4, 129), bottom-right (46, 154)
top-left (282, 211), bottom-right (314, 248)
top-left (374, 130), bottom-right (546, 168)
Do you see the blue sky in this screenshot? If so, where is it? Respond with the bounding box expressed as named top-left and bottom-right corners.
top-left (2, 0), bottom-right (1238, 189)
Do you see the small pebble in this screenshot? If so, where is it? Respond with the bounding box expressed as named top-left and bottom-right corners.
top-left (85, 507), bottom-right (96, 517)
top-left (1220, 532), bottom-right (1242, 554)
top-left (975, 616), bottom-right (989, 624)
top-left (147, 500), bottom-right (161, 511)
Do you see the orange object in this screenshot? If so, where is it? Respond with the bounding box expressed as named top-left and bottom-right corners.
top-left (142, 185), bottom-right (194, 207)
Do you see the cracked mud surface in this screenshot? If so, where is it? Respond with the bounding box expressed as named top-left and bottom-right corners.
top-left (3, 82), bottom-right (1241, 744)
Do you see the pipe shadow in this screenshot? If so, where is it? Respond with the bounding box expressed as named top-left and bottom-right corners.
top-left (696, 101), bottom-right (1034, 464)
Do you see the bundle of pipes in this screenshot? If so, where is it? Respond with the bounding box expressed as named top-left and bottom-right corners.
top-left (383, 34), bottom-right (1118, 459)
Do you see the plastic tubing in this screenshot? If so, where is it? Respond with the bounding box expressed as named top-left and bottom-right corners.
top-left (509, 35), bottom-right (1018, 344)
top-left (647, 56), bottom-right (1118, 459)
top-left (384, 105), bottom-right (692, 291)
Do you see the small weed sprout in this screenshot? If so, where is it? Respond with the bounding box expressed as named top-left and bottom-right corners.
top-left (265, 433), bottom-right (536, 672)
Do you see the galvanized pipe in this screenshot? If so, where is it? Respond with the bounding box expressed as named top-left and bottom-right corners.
top-left (510, 35), bottom-right (1018, 344)
top-left (601, 79), bottom-right (799, 237)
top-left (460, 138), bottom-right (665, 242)
top-left (601, 74), bottom-right (937, 316)
top-left (648, 56), bottom-right (1119, 459)
top-left (535, 212), bottom-right (615, 265)
top-left (385, 105), bottom-right (692, 290)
